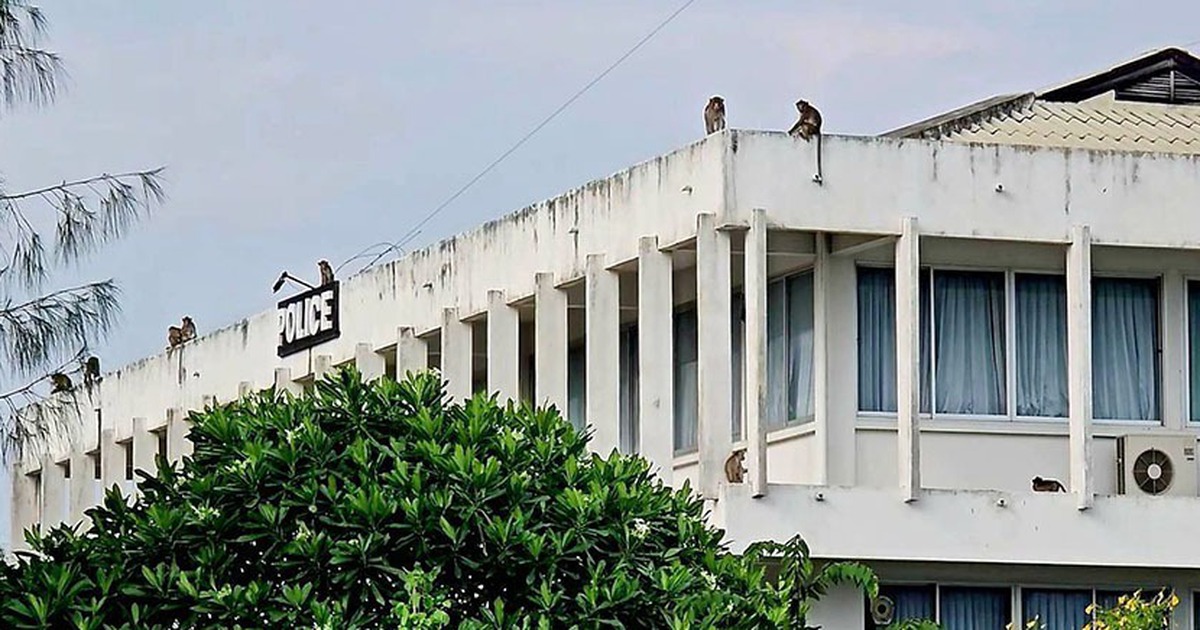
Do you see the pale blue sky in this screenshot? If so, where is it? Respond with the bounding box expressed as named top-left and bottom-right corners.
top-left (3, 0), bottom-right (1200, 371)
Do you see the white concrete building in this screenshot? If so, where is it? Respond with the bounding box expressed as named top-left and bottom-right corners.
top-left (13, 47), bottom-right (1200, 628)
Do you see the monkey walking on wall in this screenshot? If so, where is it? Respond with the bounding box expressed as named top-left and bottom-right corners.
top-left (1031, 476), bottom-right (1066, 492)
top-left (724, 448), bottom-right (746, 484)
top-left (82, 356), bottom-right (101, 389)
top-left (704, 95), bottom-right (726, 135)
top-left (318, 259), bottom-right (335, 286)
top-left (49, 372), bottom-right (73, 394)
top-left (167, 316), bottom-right (197, 349)
top-left (788, 99), bottom-right (824, 183)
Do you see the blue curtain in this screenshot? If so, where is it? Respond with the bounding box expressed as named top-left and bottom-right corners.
top-left (567, 346), bottom-right (586, 431)
top-left (940, 587), bottom-right (1011, 630)
top-left (1016, 274), bottom-right (1068, 417)
top-left (1189, 282), bottom-right (1200, 421)
top-left (1022, 589), bottom-right (1091, 630)
top-left (673, 309), bottom-right (699, 452)
top-left (858, 267), bottom-right (897, 412)
top-left (788, 273), bottom-right (816, 422)
top-left (878, 585), bottom-right (936, 624)
top-left (618, 326), bottom-right (639, 454)
top-left (934, 271), bottom-right (1006, 415)
top-left (1092, 278), bottom-right (1159, 420)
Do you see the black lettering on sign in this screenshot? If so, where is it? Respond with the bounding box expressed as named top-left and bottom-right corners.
top-left (277, 281), bottom-right (340, 357)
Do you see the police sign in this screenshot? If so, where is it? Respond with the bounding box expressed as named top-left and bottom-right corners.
top-left (277, 281), bottom-right (340, 357)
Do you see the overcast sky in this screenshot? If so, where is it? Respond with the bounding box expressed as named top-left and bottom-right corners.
top-left (4, 0), bottom-right (1200, 372)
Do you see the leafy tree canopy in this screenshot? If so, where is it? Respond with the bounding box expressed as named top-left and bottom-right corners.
top-left (0, 370), bottom-right (876, 628)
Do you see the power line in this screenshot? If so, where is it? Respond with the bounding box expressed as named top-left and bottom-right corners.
top-left (353, 0), bottom-right (698, 274)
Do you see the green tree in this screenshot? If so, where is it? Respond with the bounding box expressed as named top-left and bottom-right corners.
top-left (0, 370), bottom-right (877, 628)
top-left (1085, 590), bottom-right (1177, 630)
top-left (0, 0), bottom-right (165, 459)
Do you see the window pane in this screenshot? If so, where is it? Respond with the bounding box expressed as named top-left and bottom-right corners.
top-left (618, 326), bottom-right (639, 454)
top-left (674, 309), bottom-right (699, 452)
top-left (933, 270), bottom-right (1006, 415)
top-left (866, 585), bottom-right (936, 628)
top-left (767, 280), bottom-right (790, 424)
top-left (788, 272), bottom-right (816, 422)
top-left (732, 294), bottom-right (745, 440)
top-left (1016, 274), bottom-right (1068, 417)
top-left (567, 346), bottom-right (585, 431)
top-left (940, 586), bottom-right (1011, 630)
top-left (1093, 278), bottom-right (1160, 420)
top-left (1189, 281), bottom-right (1200, 420)
top-left (858, 268), bottom-right (897, 412)
top-left (1022, 589), bottom-right (1091, 630)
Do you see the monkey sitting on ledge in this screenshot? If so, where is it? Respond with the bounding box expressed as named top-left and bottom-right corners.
top-left (1031, 476), bottom-right (1066, 492)
top-left (724, 448), bottom-right (746, 484)
top-left (167, 316), bottom-right (197, 349)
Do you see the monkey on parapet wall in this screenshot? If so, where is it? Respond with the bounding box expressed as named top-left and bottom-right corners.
top-left (168, 316), bottom-right (197, 349)
top-left (724, 448), bottom-right (746, 484)
top-left (1031, 476), bottom-right (1066, 492)
top-left (704, 95), bottom-right (726, 135)
top-left (788, 99), bottom-right (823, 183)
top-left (49, 372), bottom-right (73, 394)
top-left (318, 259), bottom-right (335, 286)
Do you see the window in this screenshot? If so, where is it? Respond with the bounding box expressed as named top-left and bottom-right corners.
top-left (674, 309), bottom-right (698, 453)
top-left (618, 325), bottom-right (639, 454)
top-left (766, 272), bottom-right (816, 428)
top-left (566, 346), bottom-right (585, 431)
top-left (1015, 274), bottom-right (1068, 417)
top-left (866, 585), bottom-right (935, 628)
top-left (933, 270), bottom-right (1006, 415)
top-left (122, 441), bottom-right (134, 481)
top-left (1187, 281), bottom-right (1200, 421)
top-left (1092, 277), bottom-right (1160, 421)
top-left (1022, 589), bottom-right (1091, 630)
top-left (155, 429), bottom-right (168, 462)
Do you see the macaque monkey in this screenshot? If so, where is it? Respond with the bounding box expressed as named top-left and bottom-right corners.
top-left (724, 448), bottom-right (746, 484)
top-left (49, 372), bottom-right (73, 394)
top-left (168, 316), bottom-right (197, 348)
top-left (704, 96), bottom-right (726, 135)
top-left (788, 99), bottom-right (824, 182)
top-left (83, 356), bottom-right (101, 388)
top-left (1031, 476), bottom-right (1066, 492)
top-left (318, 259), bottom-right (335, 286)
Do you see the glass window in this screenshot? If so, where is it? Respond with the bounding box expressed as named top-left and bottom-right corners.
top-left (566, 346), bottom-right (585, 431)
top-left (939, 586), bottom-right (1011, 630)
top-left (1093, 277), bottom-right (1160, 421)
top-left (618, 325), bottom-right (639, 454)
top-left (1188, 281), bottom-right (1200, 421)
top-left (866, 584), bottom-right (936, 629)
top-left (854, 267), bottom-right (931, 415)
top-left (933, 270), bottom-right (1006, 415)
top-left (1022, 588), bottom-right (1091, 630)
top-left (1015, 274), bottom-right (1068, 417)
top-left (763, 272), bottom-right (816, 428)
top-left (673, 309), bottom-right (698, 453)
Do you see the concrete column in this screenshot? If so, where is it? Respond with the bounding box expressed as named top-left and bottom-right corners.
top-left (442, 307), bottom-right (473, 401)
top-left (11, 467), bottom-right (40, 545)
top-left (534, 273), bottom-right (569, 412)
top-left (637, 236), bottom-right (675, 481)
top-left (487, 290), bottom-right (520, 401)
top-left (132, 417), bottom-right (157, 491)
top-left (68, 451), bottom-right (94, 526)
top-left (313, 354), bottom-right (334, 381)
top-left (696, 213), bottom-right (734, 500)
top-left (1162, 269), bottom-right (1186, 430)
top-left (743, 213), bottom-right (769, 497)
top-left (396, 326), bottom-right (429, 379)
top-left (237, 381), bottom-right (253, 399)
top-left (355, 343), bottom-right (386, 381)
top-left (41, 456), bottom-right (66, 529)
top-left (274, 367), bottom-right (302, 395)
top-left (166, 408), bottom-right (193, 461)
top-left (813, 232), bottom-right (830, 486)
top-left (100, 429), bottom-right (124, 495)
top-left (896, 216), bottom-right (921, 503)
top-left (1067, 224), bottom-right (1094, 510)
top-left (586, 255), bottom-right (621, 454)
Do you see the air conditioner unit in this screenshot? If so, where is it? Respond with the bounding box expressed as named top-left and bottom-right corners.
top-left (1116, 433), bottom-right (1198, 497)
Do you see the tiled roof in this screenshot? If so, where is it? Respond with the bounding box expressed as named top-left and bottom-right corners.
top-left (931, 98), bottom-right (1200, 155)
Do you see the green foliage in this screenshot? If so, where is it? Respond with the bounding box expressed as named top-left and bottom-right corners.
top-left (886, 620), bottom-right (941, 630)
top-left (1085, 590), bottom-right (1178, 630)
top-left (0, 369), bottom-right (877, 628)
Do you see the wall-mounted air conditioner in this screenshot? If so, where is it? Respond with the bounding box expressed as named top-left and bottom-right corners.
top-left (1116, 433), bottom-right (1198, 497)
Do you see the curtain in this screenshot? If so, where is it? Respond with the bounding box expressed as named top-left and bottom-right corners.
top-left (934, 271), bottom-right (1006, 415)
top-left (858, 268), bottom-right (897, 412)
top-left (567, 346), bottom-right (586, 431)
top-left (674, 309), bottom-right (699, 452)
top-left (1016, 274), bottom-right (1068, 417)
top-left (1189, 281), bottom-right (1200, 421)
top-left (618, 326), bottom-right (639, 454)
top-left (1092, 278), bottom-right (1159, 421)
top-left (731, 294), bottom-right (745, 441)
top-left (788, 273), bottom-right (816, 421)
top-left (878, 585), bottom-right (936, 625)
top-left (767, 281), bottom-right (790, 425)
top-left (939, 587), bottom-right (1011, 630)
top-left (1022, 589), bottom-right (1091, 630)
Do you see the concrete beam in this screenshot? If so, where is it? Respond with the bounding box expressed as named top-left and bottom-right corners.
top-left (744, 211), bottom-right (768, 498)
top-left (813, 232), bottom-right (830, 486)
top-left (585, 254), bottom-right (620, 454)
top-left (396, 326), bottom-right (428, 379)
top-left (535, 273), bottom-right (569, 413)
top-left (442, 307), bottom-right (473, 401)
top-left (487, 290), bottom-right (520, 402)
top-left (41, 456), bottom-right (66, 530)
top-left (274, 367), bottom-right (302, 395)
top-left (697, 213), bottom-right (734, 500)
top-left (237, 381), bottom-right (253, 399)
top-left (355, 342), bottom-right (386, 381)
top-left (132, 417), bottom-right (157, 491)
top-left (1068, 224), bottom-right (1094, 510)
top-left (896, 216), bottom-right (921, 503)
top-left (166, 407), bottom-right (192, 461)
top-left (313, 354), bottom-right (334, 381)
top-left (637, 237), bottom-right (675, 481)
top-left (68, 451), bottom-right (94, 527)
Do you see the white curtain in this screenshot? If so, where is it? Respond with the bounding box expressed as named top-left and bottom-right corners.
top-left (1189, 281), bottom-right (1200, 420)
top-left (618, 326), bottom-right (639, 454)
top-left (788, 273), bottom-right (816, 421)
top-left (731, 294), bottom-right (745, 441)
top-left (1016, 274), bottom-right (1068, 417)
top-left (857, 267), bottom-right (897, 412)
top-left (567, 346), bottom-right (586, 431)
top-left (1022, 589), bottom-right (1091, 630)
top-left (1092, 278), bottom-right (1159, 421)
top-left (933, 271), bottom-right (1006, 415)
top-left (766, 281), bottom-right (789, 425)
top-left (673, 309), bottom-right (699, 452)
top-left (939, 587), bottom-right (1011, 630)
